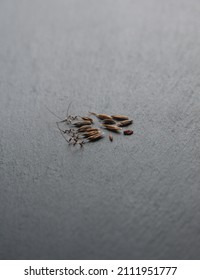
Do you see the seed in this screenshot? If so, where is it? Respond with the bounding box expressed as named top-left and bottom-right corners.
top-left (84, 128), bottom-right (99, 132)
top-left (102, 119), bottom-right (116, 124)
top-left (73, 121), bottom-right (92, 127)
top-left (89, 112), bottom-right (113, 120)
top-left (97, 114), bottom-right (113, 120)
top-left (124, 130), bottom-right (133, 135)
top-left (80, 116), bottom-right (94, 123)
top-left (78, 125), bottom-right (92, 132)
top-left (117, 120), bottom-right (133, 127)
top-left (83, 130), bottom-right (101, 137)
top-left (78, 127), bottom-right (99, 133)
top-left (111, 114), bottom-right (129, 121)
top-left (87, 132), bottom-right (104, 142)
top-left (101, 124), bottom-right (122, 132)
top-left (109, 134), bottom-right (113, 142)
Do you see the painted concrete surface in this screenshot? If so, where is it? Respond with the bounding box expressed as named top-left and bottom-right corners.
top-left (0, 0), bottom-right (200, 259)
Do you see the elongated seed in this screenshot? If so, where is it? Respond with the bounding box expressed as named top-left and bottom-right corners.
top-left (97, 114), bottom-right (113, 120)
top-left (101, 124), bottom-right (122, 131)
top-left (84, 127), bottom-right (100, 132)
top-left (80, 116), bottom-right (94, 123)
top-left (73, 121), bottom-right (92, 127)
top-left (117, 120), bottom-right (133, 127)
top-left (83, 130), bottom-right (100, 137)
top-left (111, 114), bottom-right (129, 121)
top-left (102, 119), bottom-right (116, 124)
top-left (78, 125), bottom-right (92, 132)
top-left (89, 112), bottom-right (113, 120)
top-left (109, 134), bottom-right (113, 142)
top-left (87, 132), bottom-right (104, 141)
top-left (78, 127), bottom-right (99, 133)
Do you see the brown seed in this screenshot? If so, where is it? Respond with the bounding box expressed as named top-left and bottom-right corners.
top-left (78, 127), bottom-right (99, 133)
top-left (87, 132), bottom-right (104, 142)
top-left (73, 121), bottom-right (92, 127)
top-left (124, 130), bottom-right (133, 135)
top-left (101, 124), bottom-right (122, 132)
top-left (83, 130), bottom-right (101, 137)
top-left (78, 125), bottom-right (92, 132)
top-left (111, 114), bottom-right (129, 121)
top-left (84, 127), bottom-right (99, 132)
top-left (80, 116), bottom-right (94, 123)
top-left (117, 120), bottom-right (133, 127)
top-left (102, 119), bottom-right (116, 124)
top-left (109, 134), bottom-right (113, 142)
top-left (89, 112), bottom-right (113, 120)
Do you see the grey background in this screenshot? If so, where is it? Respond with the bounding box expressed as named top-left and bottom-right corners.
top-left (0, 0), bottom-right (200, 260)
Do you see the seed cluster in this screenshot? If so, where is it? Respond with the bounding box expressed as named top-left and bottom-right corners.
top-left (56, 111), bottom-right (134, 147)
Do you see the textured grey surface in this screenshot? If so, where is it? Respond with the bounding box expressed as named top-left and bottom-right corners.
top-left (0, 0), bottom-right (200, 260)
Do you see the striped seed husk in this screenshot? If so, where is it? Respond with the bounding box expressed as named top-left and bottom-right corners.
top-left (111, 115), bottom-right (129, 121)
top-left (84, 128), bottom-right (99, 132)
top-left (87, 132), bottom-right (104, 142)
top-left (80, 116), bottom-right (94, 123)
top-left (89, 112), bottom-right (113, 120)
top-left (73, 121), bottom-right (92, 127)
top-left (78, 125), bottom-right (92, 132)
top-left (82, 130), bottom-right (101, 137)
top-left (102, 119), bottom-right (116, 124)
top-left (117, 120), bottom-right (133, 127)
top-left (102, 124), bottom-right (122, 132)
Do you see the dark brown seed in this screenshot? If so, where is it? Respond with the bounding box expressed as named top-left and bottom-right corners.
top-left (102, 124), bottom-right (122, 132)
top-left (73, 121), bottom-right (92, 127)
top-left (87, 133), bottom-right (104, 142)
top-left (102, 119), bottom-right (116, 124)
top-left (109, 134), bottom-right (113, 142)
top-left (83, 130), bottom-right (100, 137)
top-left (78, 125), bottom-right (92, 132)
top-left (118, 120), bottom-right (133, 127)
top-left (111, 114), bottom-right (129, 121)
top-left (84, 128), bottom-right (100, 132)
top-left (89, 112), bottom-right (113, 120)
top-left (80, 116), bottom-right (94, 123)
top-left (124, 130), bottom-right (133, 135)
